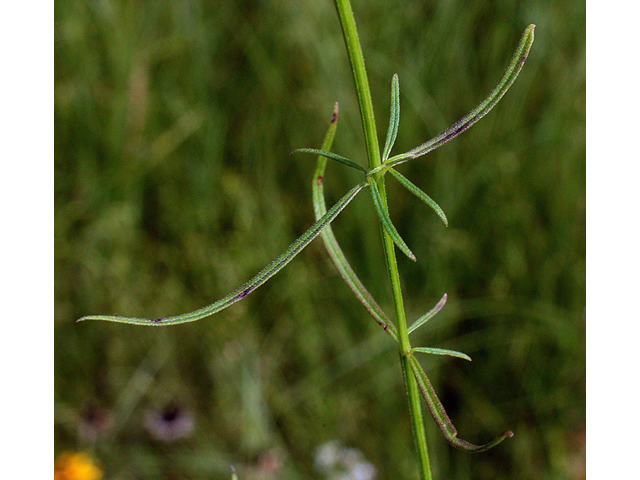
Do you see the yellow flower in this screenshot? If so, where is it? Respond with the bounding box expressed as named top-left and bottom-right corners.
top-left (54, 451), bottom-right (102, 480)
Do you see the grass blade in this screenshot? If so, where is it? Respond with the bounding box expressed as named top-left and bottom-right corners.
top-left (312, 104), bottom-right (398, 340)
top-left (387, 24), bottom-right (536, 167)
top-left (381, 74), bottom-right (400, 162)
top-left (408, 293), bottom-right (447, 335)
top-left (412, 347), bottom-right (471, 362)
top-left (78, 182), bottom-right (367, 326)
top-left (388, 168), bottom-right (448, 227)
top-left (409, 355), bottom-right (514, 452)
top-left (293, 148), bottom-right (367, 173)
top-left (369, 178), bottom-right (416, 261)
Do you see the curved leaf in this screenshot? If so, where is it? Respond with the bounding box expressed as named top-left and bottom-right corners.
top-left (78, 182), bottom-right (367, 326)
top-left (412, 347), bottom-right (471, 362)
top-left (312, 103), bottom-right (398, 340)
top-left (387, 24), bottom-right (536, 167)
top-left (389, 168), bottom-right (448, 227)
top-left (409, 355), bottom-right (514, 452)
top-left (382, 74), bottom-right (400, 162)
top-left (408, 293), bottom-right (447, 334)
top-left (293, 148), bottom-right (367, 173)
top-left (369, 178), bottom-right (416, 261)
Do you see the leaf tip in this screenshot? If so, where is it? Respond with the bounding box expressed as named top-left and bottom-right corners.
top-left (331, 102), bottom-right (339, 123)
top-left (402, 245), bottom-right (417, 262)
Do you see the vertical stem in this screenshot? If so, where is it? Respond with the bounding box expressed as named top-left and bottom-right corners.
top-left (333, 0), bottom-right (381, 170)
top-left (333, 1), bottom-right (432, 479)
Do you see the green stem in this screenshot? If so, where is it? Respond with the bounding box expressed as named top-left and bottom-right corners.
top-left (333, 1), bottom-right (431, 478)
top-left (333, 0), bottom-right (381, 170)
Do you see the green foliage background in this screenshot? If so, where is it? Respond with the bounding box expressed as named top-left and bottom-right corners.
top-left (55, 0), bottom-right (585, 478)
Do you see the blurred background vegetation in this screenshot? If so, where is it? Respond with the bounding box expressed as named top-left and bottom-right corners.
top-left (55, 0), bottom-right (584, 479)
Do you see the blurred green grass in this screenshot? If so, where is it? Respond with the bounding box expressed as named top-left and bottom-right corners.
top-left (55, 0), bottom-right (584, 479)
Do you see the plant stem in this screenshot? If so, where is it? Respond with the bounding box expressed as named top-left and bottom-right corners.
top-left (332, 0), bottom-right (381, 170)
top-left (333, 1), bottom-right (432, 478)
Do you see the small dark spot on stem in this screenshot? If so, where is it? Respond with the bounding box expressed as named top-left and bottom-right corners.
top-left (520, 55), bottom-right (527, 64)
top-left (381, 322), bottom-right (388, 330)
top-left (237, 287), bottom-right (253, 299)
top-left (444, 124), bottom-right (468, 142)
top-left (317, 176), bottom-right (323, 185)
top-left (150, 318), bottom-right (163, 323)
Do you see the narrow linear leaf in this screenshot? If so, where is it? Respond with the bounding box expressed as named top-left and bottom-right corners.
top-left (78, 182), bottom-right (367, 326)
top-left (369, 178), bottom-right (416, 261)
top-left (311, 103), bottom-right (340, 196)
top-left (412, 347), bottom-right (472, 362)
top-left (389, 168), bottom-right (448, 227)
top-left (408, 293), bottom-right (447, 335)
top-left (409, 355), bottom-right (514, 452)
top-left (387, 24), bottom-right (536, 167)
top-left (293, 148), bottom-right (367, 173)
top-left (381, 74), bottom-right (400, 162)
top-left (312, 104), bottom-right (398, 340)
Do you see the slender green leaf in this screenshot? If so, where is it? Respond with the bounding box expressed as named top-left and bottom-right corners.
top-left (312, 104), bottom-right (398, 340)
top-left (311, 104), bottom-right (340, 199)
top-left (382, 74), bottom-right (400, 162)
top-left (293, 148), bottom-right (367, 173)
top-left (78, 182), bottom-right (367, 326)
top-left (389, 168), bottom-right (448, 227)
top-left (409, 355), bottom-right (514, 452)
top-left (412, 347), bottom-right (471, 362)
top-left (408, 293), bottom-right (447, 335)
top-left (387, 24), bottom-right (536, 168)
top-left (369, 178), bottom-right (416, 261)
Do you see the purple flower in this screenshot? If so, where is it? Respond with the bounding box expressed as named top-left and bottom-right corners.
top-left (144, 402), bottom-right (194, 442)
top-left (77, 402), bottom-right (113, 443)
